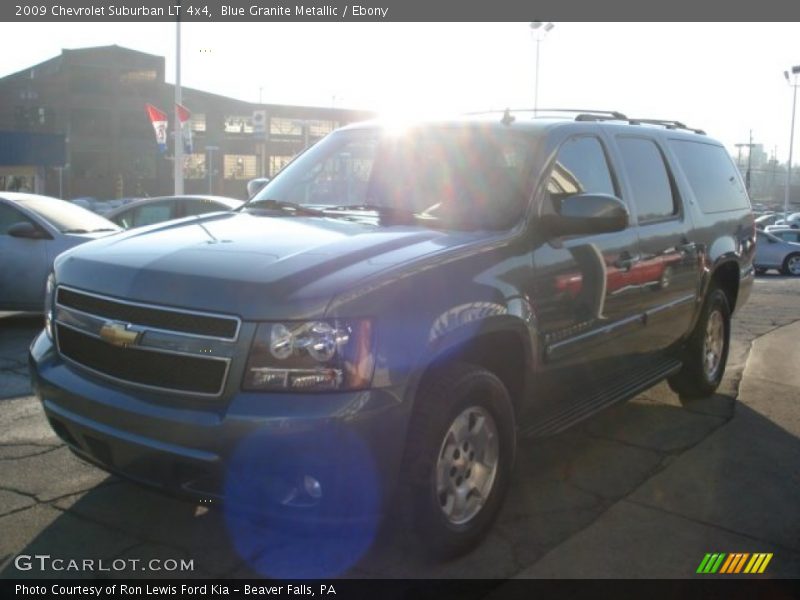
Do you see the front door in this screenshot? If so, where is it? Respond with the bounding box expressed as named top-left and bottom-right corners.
top-left (529, 134), bottom-right (645, 410)
top-left (0, 201), bottom-right (48, 310)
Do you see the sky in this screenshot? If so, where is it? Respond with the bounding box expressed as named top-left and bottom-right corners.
top-left (2, 22), bottom-right (800, 162)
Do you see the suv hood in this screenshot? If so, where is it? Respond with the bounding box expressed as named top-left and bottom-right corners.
top-left (54, 211), bottom-right (485, 319)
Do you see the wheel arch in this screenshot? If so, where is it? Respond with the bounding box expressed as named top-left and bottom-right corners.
top-left (405, 315), bottom-right (535, 420)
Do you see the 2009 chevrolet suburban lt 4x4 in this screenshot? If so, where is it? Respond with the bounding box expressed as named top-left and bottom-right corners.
top-left (30, 110), bottom-right (755, 558)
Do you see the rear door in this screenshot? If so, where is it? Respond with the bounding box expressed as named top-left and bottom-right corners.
top-left (610, 135), bottom-right (700, 354)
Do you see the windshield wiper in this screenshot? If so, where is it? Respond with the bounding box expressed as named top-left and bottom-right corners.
top-left (62, 228), bottom-right (89, 233)
top-left (244, 198), bottom-right (324, 216)
top-left (89, 227), bottom-right (118, 232)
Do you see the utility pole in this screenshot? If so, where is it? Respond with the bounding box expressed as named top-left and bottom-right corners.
top-left (735, 134), bottom-right (755, 194)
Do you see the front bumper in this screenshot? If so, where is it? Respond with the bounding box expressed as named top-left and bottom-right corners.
top-left (29, 330), bottom-right (411, 522)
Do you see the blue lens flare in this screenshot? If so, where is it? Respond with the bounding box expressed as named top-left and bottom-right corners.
top-left (223, 426), bottom-right (381, 578)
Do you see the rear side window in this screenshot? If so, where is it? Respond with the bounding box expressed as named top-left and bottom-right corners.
top-left (132, 202), bottom-right (174, 227)
top-left (616, 137), bottom-right (677, 223)
top-left (669, 140), bottom-right (750, 213)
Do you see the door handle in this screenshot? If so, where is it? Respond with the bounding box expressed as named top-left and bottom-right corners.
top-left (614, 251), bottom-right (641, 270)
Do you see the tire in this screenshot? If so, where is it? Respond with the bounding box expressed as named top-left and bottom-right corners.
top-left (668, 287), bottom-right (731, 400)
top-left (781, 253), bottom-right (800, 276)
top-left (397, 362), bottom-right (516, 559)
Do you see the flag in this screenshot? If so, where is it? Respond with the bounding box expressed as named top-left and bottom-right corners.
top-left (176, 103), bottom-right (193, 153)
top-left (145, 104), bottom-right (168, 153)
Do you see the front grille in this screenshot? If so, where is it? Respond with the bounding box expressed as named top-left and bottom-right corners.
top-left (56, 324), bottom-right (228, 395)
top-left (57, 287), bottom-right (239, 339)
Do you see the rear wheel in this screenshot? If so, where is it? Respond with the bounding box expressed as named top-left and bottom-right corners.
top-left (668, 287), bottom-right (731, 400)
top-left (781, 253), bottom-right (800, 276)
top-left (398, 363), bottom-right (515, 559)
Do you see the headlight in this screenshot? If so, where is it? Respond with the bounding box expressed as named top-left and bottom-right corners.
top-left (243, 319), bottom-right (375, 392)
top-left (44, 273), bottom-right (55, 340)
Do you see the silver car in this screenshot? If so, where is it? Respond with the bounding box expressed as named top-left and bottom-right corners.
top-left (754, 230), bottom-right (800, 276)
top-left (769, 228), bottom-right (800, 244)
top-left (0, 193), bottom-right (121, 311)
top-left (105, 195), bottom-right (243, 229)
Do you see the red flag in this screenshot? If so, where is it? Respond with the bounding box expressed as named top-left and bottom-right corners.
top-left (145, 104), bottom-right (168, 153)
top-left (176, 103), bottom-right (193, 152)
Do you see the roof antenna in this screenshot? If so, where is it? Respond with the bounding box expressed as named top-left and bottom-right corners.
top-left (501, 108), bottom-right (515, 125)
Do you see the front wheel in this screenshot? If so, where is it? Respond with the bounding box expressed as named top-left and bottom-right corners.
top-left (782, 253), bottom-right (800, 276)
top-left (668, 287), bottom-right (731, 400)
top-left (398, 363), bottom-right (516, 559)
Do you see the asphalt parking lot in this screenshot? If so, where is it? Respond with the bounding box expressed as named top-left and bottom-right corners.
top-left (1, 275), bottom-right (799, 580)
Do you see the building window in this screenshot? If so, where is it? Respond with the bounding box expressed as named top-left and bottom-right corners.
top-left (224, 154), bottom-right (256, 180)
top-left (269, 118), bottom-right (338, 139)
top-left (190, 113), bottom-right (206, 132)
top-left (308, 120), bottom-right (337, 138)
top-left (119, 69), bottom-right (158, 84)
top-left (184, 153), bottom-right (207, 179)
top-left (269, 155), bottom-right (294, 177)
top-left (224, 116), bottom-right (253, 134)
top-left (270, 118), bottom-right (302, 136)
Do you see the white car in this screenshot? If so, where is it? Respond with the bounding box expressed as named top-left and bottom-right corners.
top-left (0, 193), bottom-right (121, 311)
top-left (754, 230), bottom-right (800, 276)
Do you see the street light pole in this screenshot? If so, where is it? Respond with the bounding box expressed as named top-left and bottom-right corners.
top-left (530, 22), bottom-right (555, 117)
top-left (785, 67), bottom-right (800, 216)
top-left (174, 20), bottom-right (184, 195)
top-left (206, 146), bottom-right (218, 194)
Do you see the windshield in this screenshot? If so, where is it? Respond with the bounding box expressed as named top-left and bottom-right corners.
top-left (21, 197), bottom-right (121, 233)
top-left (248, 126), bottom-right (536, 231)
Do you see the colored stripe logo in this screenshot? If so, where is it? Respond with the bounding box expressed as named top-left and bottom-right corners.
top-left (696, 552), bottom-right (773, 574)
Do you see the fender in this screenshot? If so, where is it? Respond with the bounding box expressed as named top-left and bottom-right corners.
top-left (401, 312), bottom-right (538, 416)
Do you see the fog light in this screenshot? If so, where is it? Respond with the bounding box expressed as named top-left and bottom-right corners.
top-left (304, 475), bottom-right (322, 499)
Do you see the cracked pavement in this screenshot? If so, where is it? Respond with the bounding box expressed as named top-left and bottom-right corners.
top-left (0, 275), bottom-right (799, 579)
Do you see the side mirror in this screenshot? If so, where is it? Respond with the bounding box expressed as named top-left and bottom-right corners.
top-left (543, 193), bottom-right (629, 237)
top-left (247, 177), bottom-right (270, 198)
top-left (7, 221), bottom-right (50, 240)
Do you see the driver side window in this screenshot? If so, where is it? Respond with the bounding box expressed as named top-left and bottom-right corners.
top-left (546, 136), bottom-right (616, 205)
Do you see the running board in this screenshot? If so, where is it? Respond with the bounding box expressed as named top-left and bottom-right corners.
top-left (521, 357), bottom-right (683, 439)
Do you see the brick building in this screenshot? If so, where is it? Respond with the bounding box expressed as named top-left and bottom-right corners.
top-left (0, 45), bottom-right (373, 200)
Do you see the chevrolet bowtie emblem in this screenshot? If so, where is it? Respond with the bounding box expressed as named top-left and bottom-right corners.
top-left (99, 321), bottom-right (141, 348)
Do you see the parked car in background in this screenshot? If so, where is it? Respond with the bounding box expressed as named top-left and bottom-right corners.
top-left (764, 223), bottom-right (800, 232)
top-left (755, 213), bottom-right (785, 228)
top-left (768, 228), bottom-right (800, 244)
top-left (754, 230), bottom-right (800, 275)
top-left (247, 177), bottom-right (270, 198)
top-left (0, 192), bottom-right (121, 311)
top-left (105, 195), bottom-right (243, 229)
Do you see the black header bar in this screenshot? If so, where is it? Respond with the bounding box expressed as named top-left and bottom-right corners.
top-left (3, 0), bottom-right (800, 22)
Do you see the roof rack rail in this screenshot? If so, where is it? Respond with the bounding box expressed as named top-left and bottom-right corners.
top-left (628, 118), bottom-right (706, 135)
top-left (545, 109), bottom-right (628, 120)
top-left (464, 108), bottom-right (705, 134)
top-left (467, 108), bottom-right (627, 119)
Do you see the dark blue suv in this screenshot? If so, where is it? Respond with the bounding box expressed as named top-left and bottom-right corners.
top-left (30, 111), bottom-right (755, 557)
